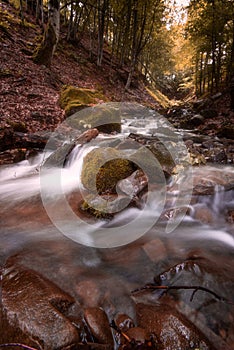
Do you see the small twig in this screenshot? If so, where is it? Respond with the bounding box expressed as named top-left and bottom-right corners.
top-left (131, 284), bottom-right (234, 304)
top-left (110, 320), bottom-right (131, 342)
top-left (0, 344), bottom-right (38, 350)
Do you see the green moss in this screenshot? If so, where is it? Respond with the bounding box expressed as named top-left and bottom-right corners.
top-left (69, 104), bottom-right (121, 133)
top-left (0, 9), bottom-right (20, 30)
top-left (80, 197), bottom-right (113, 219)
top-left (145, 87), bottom-right (173, 109)
top-left (81, 147), bottom-right (135, 194)
top-left (59, 85), bottom-right (106, 117)
top-left (9, 0), bottom-right (21, 10)
top-left (33, 22), bottom-right (56, 67)
top-left (0, 68), bottom-right (13, 78)
top-left (8, 121), bottom-right (27, 133)
top-left (61, 91), bottom-right (121, 133)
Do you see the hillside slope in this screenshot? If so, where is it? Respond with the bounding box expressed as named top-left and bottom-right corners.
top-left (0, 2), bottom-right (161, 134)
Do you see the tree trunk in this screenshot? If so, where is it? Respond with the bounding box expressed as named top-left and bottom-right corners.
top-left (210, 0), bottom-right (216, 93)
top-left (33, 0), bottom-right (60, 67)
top-left (97, 0), bottom-right (108, 66)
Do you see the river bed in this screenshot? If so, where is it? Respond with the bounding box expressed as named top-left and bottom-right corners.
top-left (0, 109), bottom-right (234, 349)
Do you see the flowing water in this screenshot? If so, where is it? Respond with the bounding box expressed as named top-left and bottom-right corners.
top-left (0, 113), bottom-right (234, 346)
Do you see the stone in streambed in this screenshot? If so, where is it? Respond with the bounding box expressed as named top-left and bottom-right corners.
top-left (0, 263), bottom-right (80, 349)
top-left (84, 307), bottom-right (114, 346)
top-left (81, 147), bottom-right (136, 194)
top-left (193, 205), bottom-right (214, 224)
top-left (76, 280), bottom-right (102, 307)
top-left (142, 238), bottom-right (167, 263)
top-left (115, 314), bottom-right (135, 332)
top-left (80, 193), bottom-right (131, 219)
top-left (119, 327), bottom-right (151, 348)
top-left (43, 128), bottom-right (99, 168)
top-left (136, 303), bottom-right (215, 349)
top-left (117, 169), bottom-right (148, 198)
top-left (190, 114), bottom-right (205, 127)
top-left (226, 208), bottom-right (234, 223)
top-left (192, 169), bottom-right (234, 195)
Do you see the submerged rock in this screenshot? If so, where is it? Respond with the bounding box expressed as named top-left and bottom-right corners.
top-left (117, 169), bottom-right (148, 198)
top-left (136, 303), bottom-right (215, 350)
top-left (1, 262), bottom-right (80, 349)
top-left (43, 128), bottom-right (99, 167)
top-left (84, 307), bottom-right (114, 346)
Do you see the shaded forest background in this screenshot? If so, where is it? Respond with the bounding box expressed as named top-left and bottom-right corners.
top-left (3, 0), bottom-right (234, 97)
top-left (1, 0), bottom-right (234, 147)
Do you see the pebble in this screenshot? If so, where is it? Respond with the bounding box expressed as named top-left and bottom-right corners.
top-left (84, 307), bottom-right (114, 345)
top-left (142, 238), bottom-right (167, 263)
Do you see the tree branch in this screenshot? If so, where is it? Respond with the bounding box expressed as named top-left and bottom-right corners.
top-left (131, 284), bottom-right (234, 304)
top-left (0, 344), bottom-right (38, 350)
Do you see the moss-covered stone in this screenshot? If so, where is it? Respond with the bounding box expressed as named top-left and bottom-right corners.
top-left (62, 98), bottom-right (121, 133)
top-left (59, 85), bottom-right (106, 117)
top-left (81, 147), bottom-right (136, 194)
top-left (147, 142), bottom-right (176, 176)
top-left (80, 195), bottom-right (114, 219)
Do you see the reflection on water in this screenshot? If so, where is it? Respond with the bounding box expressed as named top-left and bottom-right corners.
top-left (0, 133), bottom-right (234, 346)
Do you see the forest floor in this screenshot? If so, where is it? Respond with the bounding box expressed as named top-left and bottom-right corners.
top-left (0, 1), bottom-right (162, 135)
top-left (0, 1), bottom-right (233, 142)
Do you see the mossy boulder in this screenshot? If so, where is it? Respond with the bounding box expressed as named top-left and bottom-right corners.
top-left (81, 147), bottom-right (136, 194)
top-left (59, 85), bottom-right (106, 117)
top-left (147, 142), bottom-right (177, 176)
top-left (64, 101), bottom-right (122, 134)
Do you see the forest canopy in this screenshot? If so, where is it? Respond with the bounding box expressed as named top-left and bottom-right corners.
top-left (15, 0), bottom-right (234, 97)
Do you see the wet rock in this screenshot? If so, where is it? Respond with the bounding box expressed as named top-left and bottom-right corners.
top-left (84, 307), bottom-right (114, 346)
top-left (146, 142), bottom-right (176, 176)
top-left (190, 114), bottom-right (204, 126)
top-left (211, 148), bottom-right (227, 163)
top-left (63, 100), bottom-right (121, 134)
top-left (192, 169), bottom-right (234, 195)
top-left (142, 238), bottom-right (167, 263)
top-left (0, 148), bottom-right (27, 164)
top-left (121, 327), bottom-right (150, 345)
top-left (226, 208), bottom-right (234, 223)
top-left (1, 263), bottom-right (80, 348)
top-left (80, 193), bottom-right (131, 219)
top-left (43, 128), bottom-right (99, 167)
top-left (193, 205), bottom-right (214, 224)
top-left (115, 314), bottom-right (135, 332)
top-left (117, 169), bottom-right (148, 198)
top-left (136, 303), bottom-right (215, 349)
top-left (200, 108), bottom-right (218, 119)
top-left (81, 147), bottom-right (135, 194)
top-left (127, 132), bottom-right (190, 176)
top-left (76, 280), bottom-right (102, 307)
top-left (43, 141), bottom-right (76, 167)
top-left (160, 206), bottom-right (191, 223)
